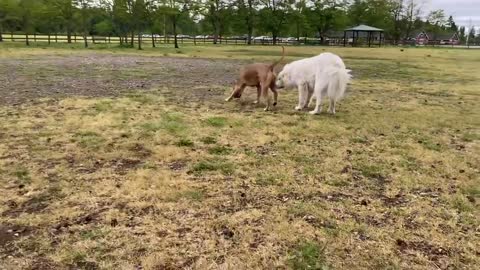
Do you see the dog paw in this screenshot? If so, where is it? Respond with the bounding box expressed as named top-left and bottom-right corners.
top-left (252, 100), bottom-right (259, 104)
top-left (295, 106), bottom-right (302, 111)
top-left (225, 98), bottom-right (231, 102)
top-left (264, 107), bottom-right (270, 111)
top-left (309, 110), bottom-right (320, 115)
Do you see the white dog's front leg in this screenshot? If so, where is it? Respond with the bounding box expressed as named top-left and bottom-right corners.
top-left (295, 83), bottom-right (308, 111)
top-left (305, 86), bottom-right (314, 109)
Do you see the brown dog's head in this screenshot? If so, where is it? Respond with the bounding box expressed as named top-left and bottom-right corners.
top-left (231, 81), bottom-right (243, 98)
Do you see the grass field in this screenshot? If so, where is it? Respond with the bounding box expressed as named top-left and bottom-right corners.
top-left (0, 43), bottom-right (479, 270)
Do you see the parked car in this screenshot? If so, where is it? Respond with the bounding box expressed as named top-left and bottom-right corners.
top-left (253, 36), bottom-right (272, 41)
top-left (229, 35), bottom-right (247, 40)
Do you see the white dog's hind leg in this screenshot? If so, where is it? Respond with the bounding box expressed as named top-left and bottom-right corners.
top-left (328, 99), bottom-right (336, 114)
top-left (310, 78), bottom-right (328, 115)
top-left (305, 86), bottom-right (314, 109)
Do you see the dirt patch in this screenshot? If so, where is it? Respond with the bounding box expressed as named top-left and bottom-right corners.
top-left (0, 53), bottom-right (244, 106)
top-left (111, 158), bottom-right (143, 174)
top-left (0, 224), bottom-right (34, 248)
top-left (128, 143), bottom-right (153, 158)
top-left (396, 239), bottom-right (452, 261)
top-left (168, 159), bottom-right (188, 171)
top-left (2, 193), bottom-right (53, 217)
top-left (26, 258), bottom-right (61, 270)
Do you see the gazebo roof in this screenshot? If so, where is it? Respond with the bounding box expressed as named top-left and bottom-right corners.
top-left (345, 24), bottom-right (384, 32)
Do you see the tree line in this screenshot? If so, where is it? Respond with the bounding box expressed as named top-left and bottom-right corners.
top-left (0, 0), bottom-right (478, 49)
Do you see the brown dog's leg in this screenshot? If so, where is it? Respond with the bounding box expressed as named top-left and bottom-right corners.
top-left (253, 85), bottom-right (261, 104)
top-left (268, 73), bottom-right (278, 107)
top-left (226, 84), bottom-right (245, 102)
top-left (269, 80), bottom-right (278, 106)
top-left (261, 84), bottom-right (271, 111)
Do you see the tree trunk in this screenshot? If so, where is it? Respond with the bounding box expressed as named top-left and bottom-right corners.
top-left (163, 15), bottom-right (167, 44)
top-left (138, 32), bottom-right (142, 50)
top-left (151, 34), bottom-right (155, 48)
top-left (247, 0), bottom-right (253, 45)
top-left (67, 28), bottom-right (72, 43)
top-left (173, 18), bottom-right (179, 49)
top-left (213, 21), bottom-right (219, 44)
top-left (25, 33), bottom-right (29, 46)
top-left (272, 32), bottom-right (277, 45)
top-left (84, 34), bottom-right (88, 48)
top-left (247, 25), bottom-right (252, 45)
top-left (130, 32), bottom-right (134, 47)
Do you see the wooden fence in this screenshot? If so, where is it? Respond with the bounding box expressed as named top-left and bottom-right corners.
top-left (1, 33), bottom-right (478, 47)
top-left (0, 33), bottom-right (344, 46)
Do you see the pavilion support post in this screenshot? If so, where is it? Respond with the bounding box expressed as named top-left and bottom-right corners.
top-left (343, 31), bottom-right (347, 47)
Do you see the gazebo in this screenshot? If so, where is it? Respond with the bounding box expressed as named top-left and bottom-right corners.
top-left (344, 25), bottom-right (384, 47)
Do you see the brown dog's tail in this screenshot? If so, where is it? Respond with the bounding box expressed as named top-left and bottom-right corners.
top-left (269, 46), bottom-right (285, 71)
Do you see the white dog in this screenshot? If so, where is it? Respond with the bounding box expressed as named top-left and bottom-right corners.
top-left (275, 52), bottom-right (352, 114)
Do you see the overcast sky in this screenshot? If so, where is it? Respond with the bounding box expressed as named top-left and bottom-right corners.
top-left (426, 0), bottom-right (480, 29)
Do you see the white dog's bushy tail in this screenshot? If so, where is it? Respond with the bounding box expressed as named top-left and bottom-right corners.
top-left (326, 67), bottom-right (352, 102)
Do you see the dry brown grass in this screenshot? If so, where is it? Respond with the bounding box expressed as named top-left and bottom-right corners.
top-left (0, 45), bottom-right (479, 270)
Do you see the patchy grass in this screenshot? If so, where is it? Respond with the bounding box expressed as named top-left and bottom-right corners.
top-left (0, 46), bottom-right (479, 269)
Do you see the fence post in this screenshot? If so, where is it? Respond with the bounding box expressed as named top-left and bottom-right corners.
top-left (34, 33), bottom-right (36, 42)
top-left (48, 33), bottom-right (51, 44)
top-left (55, 33), bottom-right (58, 43)
top-left (11, 32), bottom-right (14, 41)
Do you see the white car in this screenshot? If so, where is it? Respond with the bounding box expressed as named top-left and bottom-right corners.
top-left (253, 36), bottom-right (271, 41)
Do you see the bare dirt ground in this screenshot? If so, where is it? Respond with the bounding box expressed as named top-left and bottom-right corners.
top-left (0, 48), bottom-right (479, 269)
top-left (0, 53), bottom-right (245, 105)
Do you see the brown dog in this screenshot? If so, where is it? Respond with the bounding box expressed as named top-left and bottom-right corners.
top-left (226, 46), bottom-right (285, 111)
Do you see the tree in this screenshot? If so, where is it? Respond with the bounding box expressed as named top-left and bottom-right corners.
top-left (19, 0), bottom-right (41, 46)
top-left (0, 0), bottom-right (22, 42)
top-left (459, 26), bottom-right (466, 43)
top-left (50, 0), bottom-right (75, 43)
top-left (390, 0), bottom-right (404, 43)
top-left (111, 0), bottom-right (131, 45)
top-left (201, 0), bottom-right (230, 44)
top-left (403, 0), bottom-right (421, 39)
top-left (308, 0), bottom-right (347, 42)
top-left (446, 15), bottom-right (457, 32)
top-left (131, 0), bottom-right (148, 49)
top-left (467, 27), bottom-right (476, 40)
top-left (158, 0), bottom-right (190, 49)
top-left (235, 0), bottom-right (257, 44)
top-left (258, 0), bottom-right (288, 45)
top-left (427, 9), bottom-right (446, 43)
top-left (289, 0), bottom-right (309, 41)
top-left (74, 0), bottom-right (93, 48)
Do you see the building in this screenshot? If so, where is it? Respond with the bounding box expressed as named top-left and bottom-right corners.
top-left (415, 31), bottom-right (460, 45)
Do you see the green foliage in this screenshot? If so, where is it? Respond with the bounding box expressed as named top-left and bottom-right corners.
top-left (0, 0), bottom-right (464, 45)
top-left (289, 241), bottom-right (329, 270)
